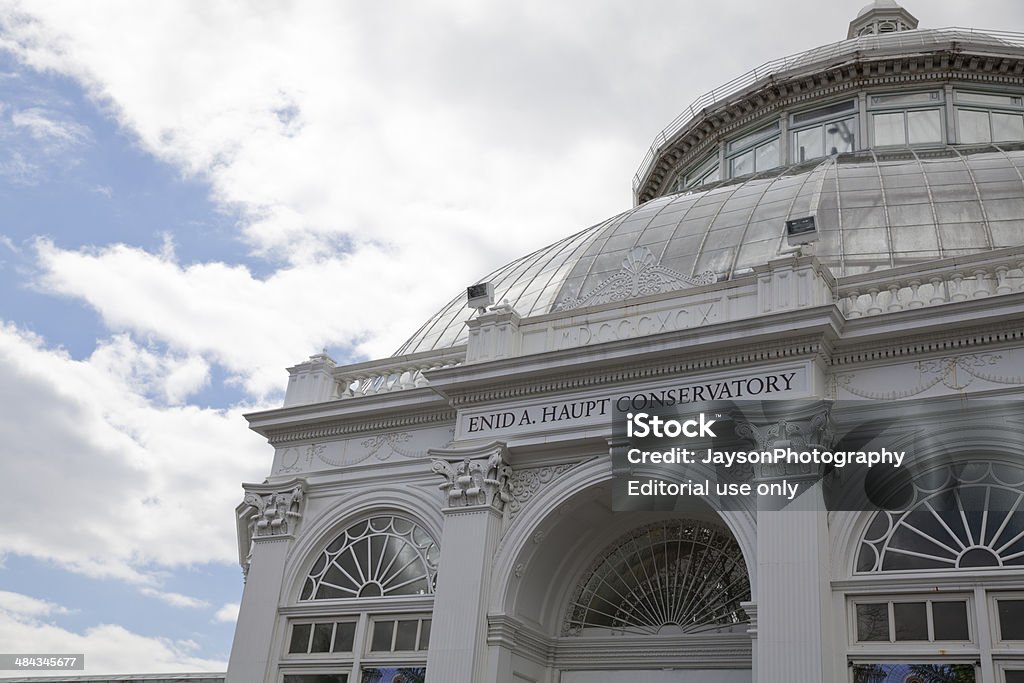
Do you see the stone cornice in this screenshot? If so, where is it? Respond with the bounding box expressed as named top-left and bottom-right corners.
top-left (638, 50), bottom-right (1024, 202)
top-left (426, 306), bottom-right (841, 407)
top-left (830, 295), bottom-right (1024, 368)
top-left (260, 407), bottom-right (455, 445)
top-left (246, 386), bottom-right (449, 438)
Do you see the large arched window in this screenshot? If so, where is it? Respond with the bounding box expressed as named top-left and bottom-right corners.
top-left (283, 516), bottom-right (436, 680)
top-left (301, 516), bottom-right (438, 600)
top-left (857, 461), bottom-right (1024, 573)
top-left (563, 519), bottom-right (750, 636)
top-left (848, 462), bottom-right (1024, 680)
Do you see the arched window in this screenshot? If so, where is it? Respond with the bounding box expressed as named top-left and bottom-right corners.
top-left (301, 516), bottom-right (438, 600)
top-left (563, 519), bottom-right (749, 636)
top-left (857, 461), bottom-right (1024, 572)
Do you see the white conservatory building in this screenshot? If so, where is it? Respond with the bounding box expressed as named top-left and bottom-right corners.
top-left (224, 4), bottom-right (1024, 683)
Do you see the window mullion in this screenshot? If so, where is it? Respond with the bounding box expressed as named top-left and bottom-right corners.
top-left (927, 599), bottom-right (935, 641)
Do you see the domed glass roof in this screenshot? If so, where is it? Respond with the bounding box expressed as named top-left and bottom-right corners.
top-left (396, 145), bottom-right (1024, 355)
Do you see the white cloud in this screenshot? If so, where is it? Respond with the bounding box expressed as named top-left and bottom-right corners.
top-left (0, 322), bottom-right (268, 583)
top-left (0, 234), bottom-right (20, 254)
top-left (0, 590), bottom-right (72, 617)
top-left (0, 591), bottom-right (224, 674)
top-left (11, 107), bottom-right (90, 147)
top-left (32, 237), bottom-right (471, 393)
top-left (213, 602), bottom-right (239, 624)
top-left (139, 588), bottom-right (210, 610)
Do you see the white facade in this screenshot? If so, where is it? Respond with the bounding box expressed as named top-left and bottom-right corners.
top-left (227, 7), bottom-right (1024, 683)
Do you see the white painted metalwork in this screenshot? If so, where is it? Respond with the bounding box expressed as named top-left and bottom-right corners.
top-left (301, 516), bottom-right (438, 600)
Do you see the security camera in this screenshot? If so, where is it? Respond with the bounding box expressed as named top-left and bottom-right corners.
top-left (785, 216), bottom-right (818, 245)
top-left (466, 282), bottom-right (495, 313)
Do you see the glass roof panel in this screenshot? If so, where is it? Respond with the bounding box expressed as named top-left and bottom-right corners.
top-left (398, 147), bottom-right (1024, 354)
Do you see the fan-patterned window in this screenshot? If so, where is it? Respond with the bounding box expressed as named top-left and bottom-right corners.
top-left (858, 462), bottom-right (1024, 573)
top-left (301, 516), bottom-right (438, 600)
top-left (563, 519), bottom-right (750, 636)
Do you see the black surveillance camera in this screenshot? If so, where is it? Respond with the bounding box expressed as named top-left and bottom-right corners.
top-left (785, 216), bottom-right (818, 245)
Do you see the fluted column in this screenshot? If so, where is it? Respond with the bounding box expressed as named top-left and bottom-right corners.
top-left (424, 442), bottom-right (511, 683)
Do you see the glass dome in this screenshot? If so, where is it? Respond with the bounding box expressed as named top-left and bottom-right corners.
top-left (397, 145), bottom-right (1024, 355)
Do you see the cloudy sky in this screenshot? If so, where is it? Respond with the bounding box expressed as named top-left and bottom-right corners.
top-left (1, 0), bottom-right (1023, 675)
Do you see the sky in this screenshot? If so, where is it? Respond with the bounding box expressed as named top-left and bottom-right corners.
top-left (1, 0), bottom-right (1023, 675)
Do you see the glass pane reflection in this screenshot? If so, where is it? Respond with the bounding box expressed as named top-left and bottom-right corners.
top-left (852, 664), bottom-right (974, 683)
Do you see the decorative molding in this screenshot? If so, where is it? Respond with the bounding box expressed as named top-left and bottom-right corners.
top-left (733, 408), bottom-right (834, 481)
top-left (265, 409), bottom-right (456, 445)
top-left (830, 319), bottom-right (1024, 368)
top-left (430, 443), bottom-right (512, 511)
top-left (360, 431), bottom-right (423, 460)
top-left (833, 352), bottom-right (1024, 400)
top-left (555, 247), bottom-right (716, 311)
top-left (244, 485), bottom-right (304, 538)
top-left (507, 463), bottom-right (576, 519)
top-left (236, 478), bottom-right (306, 579)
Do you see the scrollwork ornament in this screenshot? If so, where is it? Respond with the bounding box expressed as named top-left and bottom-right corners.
top-left (431, 450), bottom-right (512, 510)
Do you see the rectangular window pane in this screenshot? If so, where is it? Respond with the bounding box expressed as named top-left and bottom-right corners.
top-left (370, 620), bottom-right (395, 652)
top-left (1005, 671), bottom-right (1024, 683)
top-left (852, 664), bottom-right (974, 683)
top-left (310, 623), bottom-right (333, 653)
top-left (727, 123), bottom-right (779, 152)
top-left (870, 91), bottom-right (941, 107)
top-left (908, 109), bottom-right (942, 144)
top-left (856, 603), bottom-right (890, 641)
top-left (956, 91), bottom-right (1023, 107)
top-left (873, 112), bottom-right (906, 146)
top-left (289, 623), bottom-right (312, 654)
top-left (361, 668), bottom-right (425, 683)
top-left (333, 622), bottom-right (356, 653)
top-left (958, 109), bottom-right (992, 143)
top-left (795, 127), bottom-right (822, 163)
top-left (999, 599), bottom-right (1024, 640)
top-left (685, 161), bottom-right (720, 189)
top-left (283, 676), bottom-right (349, 683)
top-left (792, 99), bottom-right (855, 124)
top-left (893, 602), bottom-right (928, 641)
top-left (699, 168), bottom-right (720, 186)
top-left (933, 601), bottom-right (970, 641)
top-left (418, 619), bottom-right (431, 650)
top-left (395, 620), bottom-right (419, 651)
top-left (992, 112), bottom-right (1024, 142)
top-left (826, 118), bottom-right (856, 154)
top-left (755, 138), bottom-right (779, 171)
top-left (729, 149), bottom-right (754, 177)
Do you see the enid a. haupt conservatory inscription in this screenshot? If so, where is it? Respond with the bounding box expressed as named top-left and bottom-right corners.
top-left (460, 370), bottom-right (801, 437)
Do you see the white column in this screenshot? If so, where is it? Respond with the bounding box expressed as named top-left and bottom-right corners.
top-left (755, 485), bottom-right (832, 682)
top-left (226, 536), bottom-right (291, 682)
top-left (424, 443), bottom-right (511, 683)
top-left (733, 406), bottom-right (835, 683)
top-left (226, 481), bottom-right (305, 683)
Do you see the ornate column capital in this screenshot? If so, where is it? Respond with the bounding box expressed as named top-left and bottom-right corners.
top-left (428, 441), bottom-right (511, 512)
top-left (236, 477), bottom-right (306, 579)
top-left (734, 406), bottom-right (835, 484)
